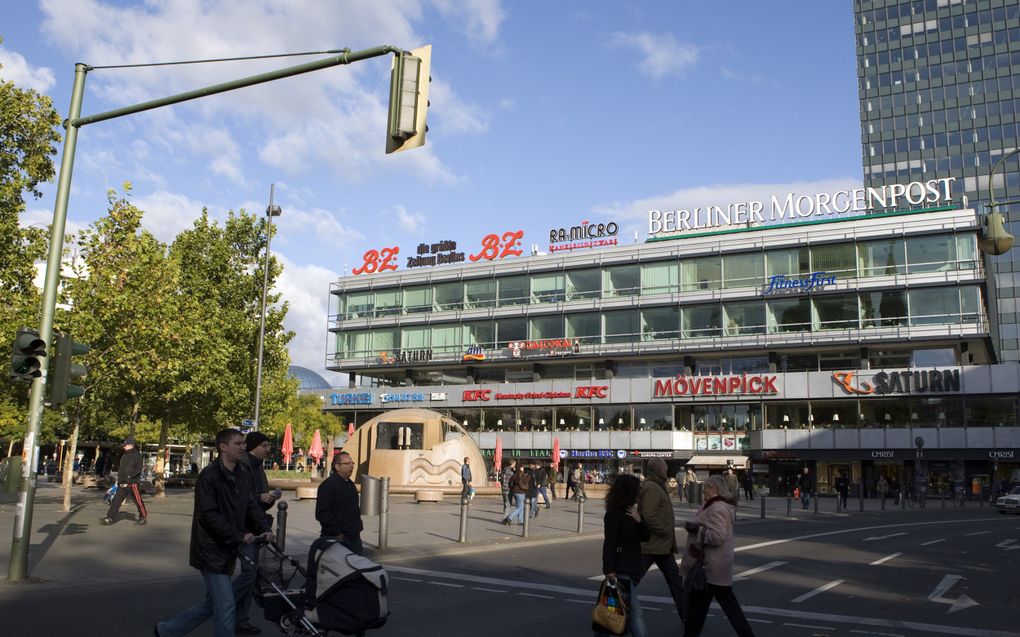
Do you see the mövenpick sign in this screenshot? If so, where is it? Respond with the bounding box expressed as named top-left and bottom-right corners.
top-left (648, 178), bottom-right (955, 236)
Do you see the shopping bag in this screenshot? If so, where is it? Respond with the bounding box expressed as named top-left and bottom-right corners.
top-left (591, 578), bottom-right (628, 635)
top-left (684, 558), bottom-right (707, 594)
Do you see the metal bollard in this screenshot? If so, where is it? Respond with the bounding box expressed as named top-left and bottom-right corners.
top-left (275, 500), bottom-right (288, 551)
top-left (786, 496), bottom-right (792, 517)
top-left (458, 498), bottom-right (468, 543)
top-left (378, 476), bottom-right (390, 551)
top-left (813, 493), bottom-right (819, 515)
top-left (577, 497), bottom-right (585, 533)
top-left (522, 497), bottom-right (531, 538)
top-left (760, 495), bottom-right (766, 519)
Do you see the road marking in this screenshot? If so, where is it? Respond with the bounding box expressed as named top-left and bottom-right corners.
top-left (734, 561), bottom-right (787, 581)
top-left (472, 587), bottom-right (505, 593)
top-left (965, 531), bottom-right (991, 536)
top-left (748, 618), bottom-right (773, 624)
top-left (785, 622), bottom-right (836, 631)
top-left (792, 579), bottom-right (844, 603)
top-left (850, 631), bottom-right (905, 637)
top-left (387, 565), bottom-right (1018, 636)
top-left (429, 581), bottom-right (464, 588)
top-left (995, 539), bottom-right (1019, 551)
top-left (391, 576), bottom-right (423, 582)
top-left (517, 592), bottom-right (553, 599)
top-left (922, 538), bottom-right (946, 546)
top-left (928, 574), bottom-right (979, 614)
top-left (870, 552), bottom-right (902, 566)
top-left (863, 532), bottom-right (908, 542)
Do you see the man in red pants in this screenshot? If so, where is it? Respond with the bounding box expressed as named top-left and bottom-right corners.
top-left (102, 437), bottom-right (148, 525)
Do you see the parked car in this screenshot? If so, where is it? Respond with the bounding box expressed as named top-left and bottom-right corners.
top-left (995, 486), bottom-right (1020, 514)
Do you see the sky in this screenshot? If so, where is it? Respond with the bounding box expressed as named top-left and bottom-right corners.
top-left (1, 1), bottom-right (864, 384)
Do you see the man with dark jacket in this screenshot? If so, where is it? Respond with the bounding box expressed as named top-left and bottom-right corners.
top-left (316, 451), bottom-right (364, 554)
top-left (799, 467), bottom-right (814, 509)
top-left (102, 437), bottom-right (147, 525)
top-left (637, 458), bottom-right (687, 623)
top-left (155, 428), bottom-right (273, 637)
top-left (232, 431), bottom-right (282, 635)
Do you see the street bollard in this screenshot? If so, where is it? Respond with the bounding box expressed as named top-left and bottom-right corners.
top-left (760, 495), bottom-right (766, 519)
top-left (522, 498), bottom-right (531, 538)
top-left (378, 476), bottom-right (390, 551)
top-left (458, 498), bottom-right (469, 543)
top-left (881, 495), bottom-right (885, 511)
top-left (577, 497), bottom-right (585, 533)
top-left (813, 493), bottom-right (819, 515)
top-left (836, 496), bottom-right (841, 513)
top-left (275, 500), bottom-right (288, 551)
top-left (786, 496), bottom-right (792, 517)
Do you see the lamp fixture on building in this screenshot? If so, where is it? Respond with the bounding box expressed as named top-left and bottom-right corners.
top-left (832, 413), bottom-right (840, 422)
top-left (782, 414), bottom-right (790, 423)
top-left (540, 419), bottom-right (546, 426)
top-left (598, 418), bottom-right (605, 426)
top-left (559, 418), bottom-right (565, 426)
top-left (496, 419), bottom-right (503, 426)
top-left (639, 418), bottom-right (646, 425)
top-left (911, 412), bottom-right (919, 421)
top-left (884, 413), bottom-right (892, 422)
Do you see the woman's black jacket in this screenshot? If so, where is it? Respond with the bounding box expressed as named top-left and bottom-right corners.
top-left (601, 506), bottom-right (651, 577)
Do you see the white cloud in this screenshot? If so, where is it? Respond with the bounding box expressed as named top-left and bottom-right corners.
top-left (430, 78), bottom-right (489, 135)
top-left (275, 255), bottom-right (343, 384)
top-left (594, 177), bottom-right (865, 239)
top-left (132, 190), bottom-right (209, 244)
top-left (430, 0), bottom-right (505, 45)
top-left (20, 207), bottom-right (89, 238)
top-left (0, 47), bottom-right (56, 92)
top-left (609, 31), bottom-right (699, 79)
top-left (394, 205), bottom-right (426, 234)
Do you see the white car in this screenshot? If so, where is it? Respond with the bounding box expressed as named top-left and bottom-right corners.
top-left (996, 486), bottom-right (1020, 514)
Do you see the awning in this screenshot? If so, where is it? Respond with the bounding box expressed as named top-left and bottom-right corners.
top-left (686, 455), bottom-right (749, 469)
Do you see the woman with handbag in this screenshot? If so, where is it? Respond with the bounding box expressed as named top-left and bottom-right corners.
top-left (595, 474), bottom-right (650, 636)
top-left (680, 474), bottom-right (756, 637)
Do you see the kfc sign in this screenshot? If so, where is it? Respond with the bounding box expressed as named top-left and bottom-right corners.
top-left (463, 390), bottom-right (493, 401)
top-left (575, 386), bottom-right (609, 399)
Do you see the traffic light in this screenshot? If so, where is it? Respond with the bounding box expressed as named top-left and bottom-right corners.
top-left (385, 45), bottom-right (431, 154)
top-left (10, 328), bottom-right (46, 383)
top-left (49, 332), bottom-right (89, 406)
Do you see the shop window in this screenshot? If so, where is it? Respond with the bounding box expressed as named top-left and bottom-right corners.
top-left (681, 256), bottom-right (722, 292)
top-left (604, 310), bottom-right (640, 344)
top-left (633, 404), bottom-right (672, 431)
top-left (722, 253), bottom-right (763, 289)
top-left (641, 261), bottom-right (678, 295)
top-left (498, 276), bottom-right (529, 306)
top-left (555, 405), bottom-right (592, 431)
top-left (595, 406), bottom-right (629, 431)
top-left (641, 307), bottom-right (679, 340)
top-left (682, 304), bottom-right (722, 338)
top-left (532, 272), bottom-right (566, 303)
top-left (604, 265), bottom-right (640, 297)
top-left (814, 293), bottom-right (860, 330)
top-left (858, 239), bottom-right (906, 277)
top-left (376, 422), bottom-right (423, 450)
top-left (566, 312), bottom-right (601, 345)
top-left (464, 279), bottom-right (497, 309)
top-left (767, 298), bottom-right (811, 332)
top-left (766, 403), bottom-right (809, 429)
top-left (481, 408), bottom-right (515, 431)
top-left (449, 408), bottom-right (482, 432)
top-left (965, 397), bottom-right (1017, 427)
top-left (518, 407), bottom-right (553, 431)
top-left (567, 269), bottom-right (600, 300)
top-left (861, 290), bottom-right (907, 327)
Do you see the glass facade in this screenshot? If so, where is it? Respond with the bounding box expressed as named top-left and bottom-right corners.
top-left (855, 0), bottom-right (1020, 359)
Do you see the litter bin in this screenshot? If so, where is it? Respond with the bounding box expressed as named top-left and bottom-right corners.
top-left (360, 475), bottom-right (380, 516)
top-left (689, 482), bottom-right (703, 505)
top-left (2, 457), bottom-right (22, 493)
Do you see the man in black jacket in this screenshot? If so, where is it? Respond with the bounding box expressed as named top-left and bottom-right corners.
top-left (155, 428), bottom-right (273, 637)
top-left (232, 431), bottom-right (282, 635)
top-left (316, 451), bottom-right (363, 554)
top-left (102, 437), bottom-right (147, 525)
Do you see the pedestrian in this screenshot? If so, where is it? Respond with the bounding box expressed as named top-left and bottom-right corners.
top-left (316, 451), bottom-right (364, 554)
top-left (741, 471), bottom-right (754, 500)
top-left (676, 468), bottom-right (688, 501)
top-left (724, 469), bottom-right (739, 501)
top-left (596, 474), bottom-right (650, 637)
top-left (798, 467), bottom-right (813, 509)
top-left (835, 471), bottom-right (850, 509)
top-left (102, 437), bottom-right (147, 526)
top-left (501, 460), bottom-right (517, 514)
top-left (685, 466), bottom-right (698, 503)
top-left (876, 475), bottom-right (889, 502)
top-left (526, 462), bottom-right (540, 518)
top-left (572, 462), bottom-right (587, 502)
top-left (566, 462), bottom-right (577, 500)
top-left (536, 462), bottom-right (552, 509)
top-left (460, 456), bottom-right (473, 502)
top-left (637, 458), bottom-right (686, 624)
top-left (154, 428), bottom-right (274, 637)
top-left (502, 465), bottom-right (528, 526)
top-left (233, 431), bottom-right (282, 636)
top-left (547, 462), bottom-right (559, 500)
top-left (680, 474), bottom-right (756, 637)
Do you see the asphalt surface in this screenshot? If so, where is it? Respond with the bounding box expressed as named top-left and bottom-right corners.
top-left (0, 482), bottom-right (1016, 636)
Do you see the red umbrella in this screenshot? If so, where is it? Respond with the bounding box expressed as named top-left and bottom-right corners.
top-left (494, 436), bottom-right (503, 474)
top-left (281, 423), bottom-right (294, 470)
top-left (552, 437), bottom-right (561, 471)
top-left (308, 430), bottom-right (324, 463)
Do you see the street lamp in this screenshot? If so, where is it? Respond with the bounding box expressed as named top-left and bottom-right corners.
top-left (253, 184), bottom-right (282, 431)
top-left (980, 148), bottom-right (1019, 256)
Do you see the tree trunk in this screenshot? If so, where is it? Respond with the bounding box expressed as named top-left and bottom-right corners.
top-left (62, 413), bottom-right (80, 513)
top-left (154, 420), bottom-right (169, 497)
top-left (6, 439), bottom-right (13, 458)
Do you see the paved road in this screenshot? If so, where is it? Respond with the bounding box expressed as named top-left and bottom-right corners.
top-left (1, 482), bottom-right (1016, 636)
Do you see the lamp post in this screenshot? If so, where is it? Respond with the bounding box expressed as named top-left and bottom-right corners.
top-left (980, 148), bottom-right (1019, 256)
top-left (253, 184), bottom-right (282, 431)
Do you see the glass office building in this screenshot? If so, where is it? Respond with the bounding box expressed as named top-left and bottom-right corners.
top-left (322, 207), bottom-right (1020, 497)
top-left (854, 0), bottom-right (1020, 360)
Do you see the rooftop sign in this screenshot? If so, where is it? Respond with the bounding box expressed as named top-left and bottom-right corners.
top-left (648, 178), bottom-right (955, 237)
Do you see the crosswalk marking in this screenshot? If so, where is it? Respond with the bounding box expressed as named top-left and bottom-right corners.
top-left (792, 579), bottom-right (844, 603)
top-left (921, 538), bottom-right (946, 546)
top-left (869, 552), bottom-right (902, 566)
top-left (734, 561), bottom-right (787, 581)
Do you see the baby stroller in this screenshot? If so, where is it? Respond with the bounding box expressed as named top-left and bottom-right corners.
top-left (241, 539), bottom-right (389, 637)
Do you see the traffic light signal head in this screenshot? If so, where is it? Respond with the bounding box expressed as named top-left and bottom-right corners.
top-left (49, 332), bottom-right (89, 406)
top-left (10, 328), bottom-right (46, 383)
top-left (386, 45), bottom-right (431, 154)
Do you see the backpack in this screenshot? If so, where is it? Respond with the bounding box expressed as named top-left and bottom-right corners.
top-left (305, 537), bottom-right (389, 634)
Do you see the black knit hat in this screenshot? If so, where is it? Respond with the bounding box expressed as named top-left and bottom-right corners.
top-left (122, 437), bottom-right (136, 447)
top-left (245, 431), bottom-right (270, 452)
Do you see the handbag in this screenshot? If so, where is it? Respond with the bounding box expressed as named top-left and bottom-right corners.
top-left (684, 557), bottom-right (707, 594)
top-left (591, 579), bottom-right (629, 635)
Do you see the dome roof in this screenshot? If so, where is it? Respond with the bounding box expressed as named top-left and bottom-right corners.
top-left (288, 365), bottom-right (332, 391)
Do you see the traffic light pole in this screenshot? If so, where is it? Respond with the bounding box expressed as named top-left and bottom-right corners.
top-left (8, 44), bottom-right (409, 583)
top-left (8, 63), bottom-right (87, 583)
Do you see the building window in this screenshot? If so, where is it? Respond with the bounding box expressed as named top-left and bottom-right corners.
top-left (532, 272), bottom-right (566, 303)
top-left (604, 310), bottom-right (641, 344)
top-left (554, 405), bottom-right (592, 431)
top-left (814, 293), bottom-right (861, 331)
top-left (767, 298), bottom-right (811, 332)
top-left (498, 276), bottom-right (529, 306)
top-left (682, 304), bottom-right (722, 338)
top-left (722, 253), bottom-right (763, 289)
top-left (344, 330), bottom-right (371, 357)
top-left (372, 329), bottom-right (398, 352)
top-left (861, 290), bottom-right (907, 327)
top-left (681, 256), bottom-right (722, 291)
top-left (811, 243), bottom-right (857, 279)
top-left (374, 290), bottom-right (401, 316)
top-left (433, 281), bottom-right (464, 311)
top-left (603, 264), bottom-right (640, 297)
top-left (567, 269), bottom-right (601, 300)
top-left (633, 404), bottom-right (671, 431)
top-left (403, 286), bottom-right (432, 314)
top-left (529, 315), bottom-right (563, 340)
top-left (496, 317), bottom-right (526, 347)
top-left (723, 301), bottom-right (766, 335)
top-left (401, 326), bottom-right (430, 350)
top-left (641, 261), bottom-right (678, 295)
top-left (858, 239), bottom-right (906, 277)
top-left (464, 279), bottom-right (496, 309)
top-left (905, 235), bottom-right (959, 273)
top-left (641, 307), bottom-right (679, 340)
top-left (430, 325), bottom-right (460, 354)
top-left (908, 287), bottom-right (960, 325)
top-left (766, 247), bottom-right (810, 279)
top-left (449, 408), bottom-right (482, 432)
top-left (566, 312), bottom-right (601, 345)
top-left (344, 291), bottom-right (373, 319)
top-left (463, 321), bottom-right (494, 349)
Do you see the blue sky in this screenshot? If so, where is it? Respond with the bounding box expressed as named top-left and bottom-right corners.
top-left (1, 1), bottom-right (863, 382)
